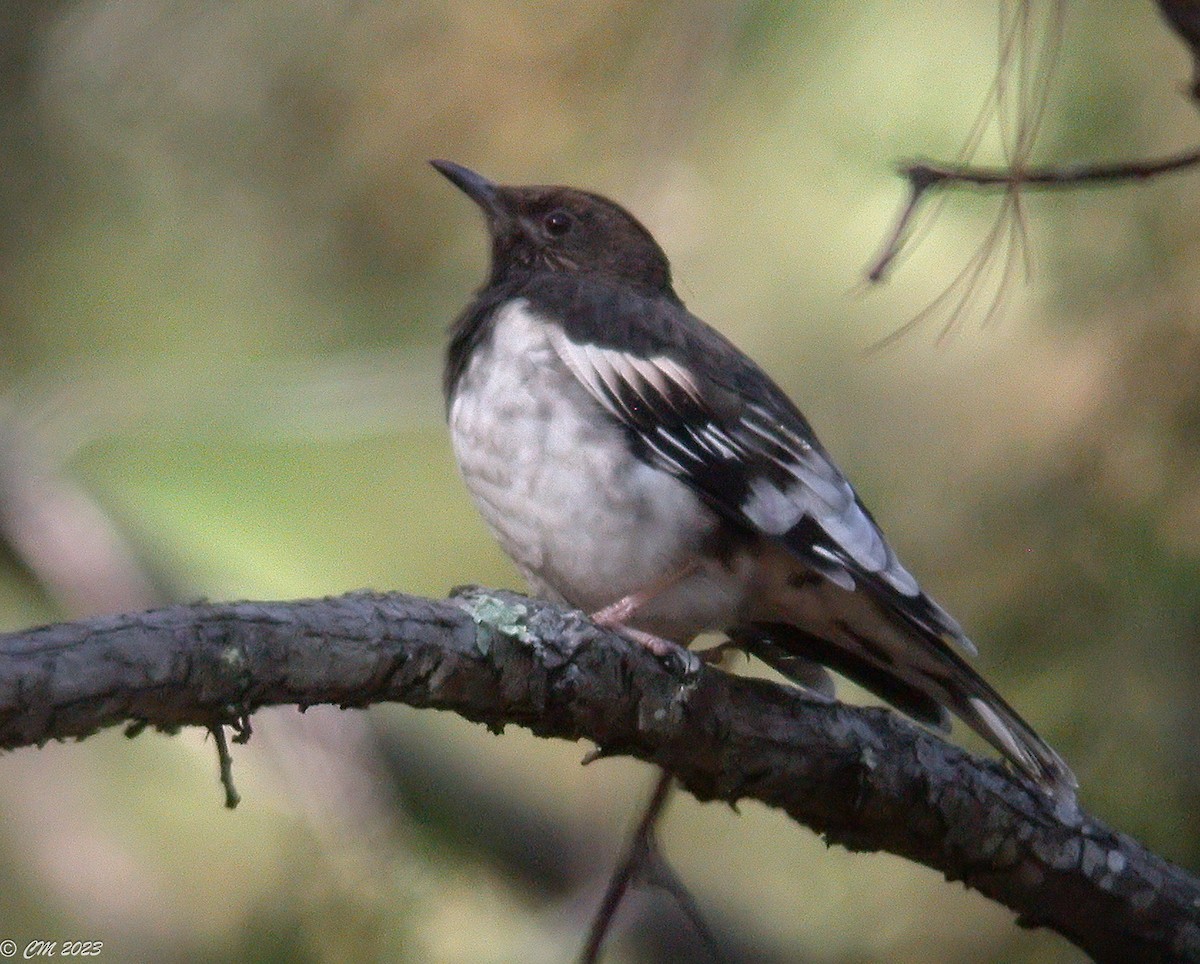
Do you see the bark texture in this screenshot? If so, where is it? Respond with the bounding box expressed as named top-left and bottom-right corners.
top-left (0, 587), bottom-right (1197, 962)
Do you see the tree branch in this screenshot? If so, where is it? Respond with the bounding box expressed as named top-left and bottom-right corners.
top-left (1, 587), bottom-right (1197, 962)
top-left (866, 146), bottom-right (1200, 284)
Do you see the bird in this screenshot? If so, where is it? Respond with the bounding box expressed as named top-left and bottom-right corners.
top-left (431, 159), bottom-right (1077, 802)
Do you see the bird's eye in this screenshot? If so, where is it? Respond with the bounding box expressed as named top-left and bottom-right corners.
top-left (543, 211), bottom-right (573, 237)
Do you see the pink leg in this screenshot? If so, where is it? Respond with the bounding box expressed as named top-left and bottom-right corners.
top-left (589, 563), bottom-right (699, 656)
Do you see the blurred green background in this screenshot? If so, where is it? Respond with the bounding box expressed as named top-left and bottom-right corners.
top-left (1, 0), bottom-right (1197, 961)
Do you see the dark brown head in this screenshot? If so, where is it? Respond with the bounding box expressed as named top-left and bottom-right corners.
top-left (431, 160), bottom-right (674, 295)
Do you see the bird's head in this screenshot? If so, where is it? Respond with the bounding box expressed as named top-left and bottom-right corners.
top-left (431, 160), bottom-right (674, 295)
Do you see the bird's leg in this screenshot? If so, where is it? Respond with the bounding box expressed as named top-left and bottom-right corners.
top-left (588, 562), bottom-right (699, 657)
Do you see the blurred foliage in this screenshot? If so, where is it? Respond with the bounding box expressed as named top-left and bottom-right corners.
top-left (0, 0), bottom-right (1197, 961)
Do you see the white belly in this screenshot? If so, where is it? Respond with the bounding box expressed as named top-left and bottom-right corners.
top-left (448, 300), bottom-right (749, 639)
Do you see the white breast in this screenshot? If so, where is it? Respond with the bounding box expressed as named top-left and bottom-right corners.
top-left (448, 299), bottom-right (748, 639)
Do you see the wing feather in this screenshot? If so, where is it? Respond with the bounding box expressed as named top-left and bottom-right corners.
top-left (543, 315), bottom-right (973, 656)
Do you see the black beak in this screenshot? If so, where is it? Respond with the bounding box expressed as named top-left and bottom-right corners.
top-left (430, 160), bottom-right (503, 220)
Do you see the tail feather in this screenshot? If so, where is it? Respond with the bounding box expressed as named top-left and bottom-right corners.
top-left (734, 622), bottom-right (950, 731)
top-left (955, 684), bottom-right (1077, 802)
top-left (738, 613), bottom-right (1077, 804)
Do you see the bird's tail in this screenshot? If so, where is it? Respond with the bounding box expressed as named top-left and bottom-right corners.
top-left (942, 662), bottom-right (1077, 804)
top-left (738, 615), bottom-right (1077, 805)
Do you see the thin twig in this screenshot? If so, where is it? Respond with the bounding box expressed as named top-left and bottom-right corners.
top-left (579, 771), bottom-right (677, 964)
top-left (209, 724), bottom-right (241, 810)
top-left (866, 145), bottom-right (1200, 285)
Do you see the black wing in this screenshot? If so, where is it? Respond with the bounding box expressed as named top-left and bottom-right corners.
top-left (534, 280), bottom-right (974, 656)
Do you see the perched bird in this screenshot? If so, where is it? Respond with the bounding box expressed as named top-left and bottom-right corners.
top-left (432, 160), bottom-right (1076, 802)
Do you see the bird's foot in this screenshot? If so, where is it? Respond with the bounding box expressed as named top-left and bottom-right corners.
top-left (590, 593), bottom-right (642, 628)
top-left (589, 609), bottom-right (679, 659)
top-left (588, 564), bottom-right (701, 655)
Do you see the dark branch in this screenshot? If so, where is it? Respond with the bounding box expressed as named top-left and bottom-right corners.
top-left (1158, 0), bottom-right (1200, 101)
top-left (0, 588), bottom-right (1197, 962)
top-left (866, 146), bottom-right (1200, 284)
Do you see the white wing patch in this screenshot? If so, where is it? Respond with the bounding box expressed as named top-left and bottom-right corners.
top-left (743, 476), bottom-right (805, 534)
top-left (546, 325), bottom-right (923, 600)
